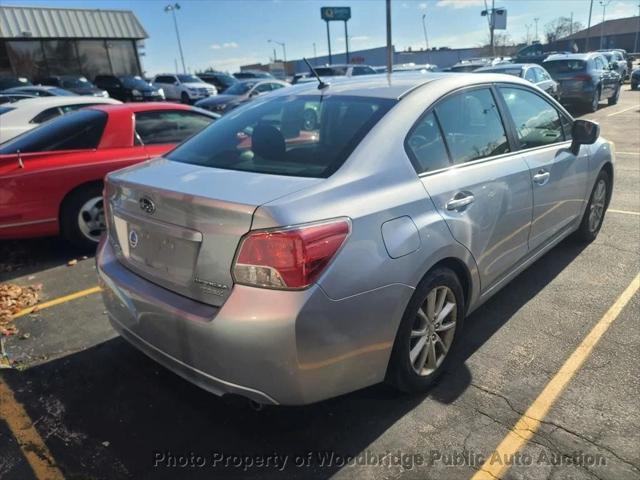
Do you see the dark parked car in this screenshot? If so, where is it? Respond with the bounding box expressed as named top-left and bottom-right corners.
top-left (197, 71), bottom-right (238, 93)
top-left (94, 75), bottom-right (165, 102)
top-left (631, 68), bottom-right (640, 90)
top-left (233, 70), bottom-right (274, 80)
top-left (195, 79), bottom-right (288, 113)
top-left (0, 93), bottom-right (36, 104)
top-left (0, 76), bottom-right (31, 90)
top-left (543, 53), bottom-right (620, 112)
top-left (42, 76), bottom-right (109, 97)
top-left (475, 63), bottom-right (559, 98)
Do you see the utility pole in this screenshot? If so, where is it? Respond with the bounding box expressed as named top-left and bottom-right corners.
top-left (570, 12), bottom-right (574, 36)
top-left (344, 21), bottom-right (350, 63)
top-left (421, 13), bottom-right (431, 64)
top-left (268, 39), bottom-right (286, 63)
top-left (386, 0), bottom-right (392, 74)
top-left (164, 3), bottom-right (186, 74)
top-left (599, 0), bottom-right (612, 49)
top-left (525, 23), bottom-right (532, 45)
top-left (326, 20), bottom-right (332, 64)
top-left (312, 42), bottom-right (317, 64)
top-left (534, 17), bottom-right (539, 41)
top-left (482, 0), bottom-right (496, 57)
top-left (586, 0), bottom-right (594, 51)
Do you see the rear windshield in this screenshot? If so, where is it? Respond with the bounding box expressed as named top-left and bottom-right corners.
top-left (168, 94), bottom-right (396, 178)
top-left (544, 60), bottom-right (586, 73)
top-left (315, 66), bottom-right (348, 76)
top-left (0, 109), bottom-right (107, 154)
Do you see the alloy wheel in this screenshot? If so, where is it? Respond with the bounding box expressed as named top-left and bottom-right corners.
top-left (77, 196), bottom-right (105, 242)
top-left (409, 286), bottom-right (457, 376)
top-left (588, 179), bottom-right (607, 233)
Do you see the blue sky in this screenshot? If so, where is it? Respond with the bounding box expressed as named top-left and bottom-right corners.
top-left (7, 0), bottom-right (639, 73)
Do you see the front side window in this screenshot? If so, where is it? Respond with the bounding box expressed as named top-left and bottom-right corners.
top-left (1, 110), bottom-right (107, 153)
top-left (435, 88), bottom-right (509, 164)
top-left (499, 87), bottom-right (564, 149)
top-left (168, 95), bottom-right (396, 178)
top-left (406, 112), bottom-right (450, 173)
top-left (134, 110), bottom-right (214, 145)
top-left (524, 68), bottom-right (537, 83)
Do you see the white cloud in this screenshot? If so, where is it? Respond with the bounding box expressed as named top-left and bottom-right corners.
top-left (338, 35), bottom-right (371, 43)
top-left (436, 0), bottom-right (485, 9)
top-left (207, 55), bottom-right (261, 73)
top-left (210, 42), bottom-right (239, 50)
top-left (418, 3), bottom-right (428, 10)
top-left (607, 1), bottom-right (638, 19)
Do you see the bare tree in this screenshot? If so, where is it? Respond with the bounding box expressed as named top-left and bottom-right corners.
top-left (545, 17), bottom-right (583, 43)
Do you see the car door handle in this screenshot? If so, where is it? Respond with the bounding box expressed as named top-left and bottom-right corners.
top-left (446, 194), bottom-right (475, 211)
top-left (533, 170), bottom-right (551, 185)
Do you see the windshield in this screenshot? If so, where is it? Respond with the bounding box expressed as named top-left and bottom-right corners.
top-left (482, 68), bottom-right (522, 77)
top-left (224, 82), bottom-right (256, 95)
top-left (168, 94), bottom-right (396, 178)
top-left (602, 53), bottom-right (612, 61)
top-left (178, 75), bottom-right (202, 83)
top-left (544, 60), bottom-right (586, 73)
top-left (314, 66), bottom-right (348, 76)
top-left (61, 77), bottom-right (94, 89)
top-left (119, 75), bottom-right (151, 89)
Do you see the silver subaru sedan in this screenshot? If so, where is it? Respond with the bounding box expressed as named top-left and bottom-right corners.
top-left (97, 73), bottom-right (614, 406)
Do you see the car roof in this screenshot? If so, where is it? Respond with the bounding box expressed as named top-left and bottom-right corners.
top-left (475, 64), bottom-right (528, 72)
top-left (267, 72), bottom-right (533, 100)
top-left (87, 102), bottom-right (192, 113)
top-left (7, 96), bottom-right (120, 109)
top-left (545, 52), bottom-right (600, 61)
top-left (5, 85), bottom-right (59, 91)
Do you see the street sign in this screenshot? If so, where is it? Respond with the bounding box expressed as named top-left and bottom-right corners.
top-left (492, 8), bottom-right (507, 30)
top-left (321, 6), bottom-right (351, 22)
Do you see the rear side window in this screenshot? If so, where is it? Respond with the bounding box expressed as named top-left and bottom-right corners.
top-left (406, 112), bottom-right (450, 173)
top-left (168, 95), bottom-right (396, 178)
top-left (135, 110), bottom-right (214, 145)
top-left (31, 107), bottom-right (62, 124)
top-left (524, 68), bottom-right (537, 83)
top-left (0, 110), bottom-right (108, 154)
top-left (499, 87), bottom-right (564, 149)
top-left (434, 88), bottom-right (510, 164)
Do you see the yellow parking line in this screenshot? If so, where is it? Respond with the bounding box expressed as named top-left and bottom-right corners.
top-left (607, 105), bottom-right (638, 117)
top-left (0, 377), bottom-right (65, 479)
top-left (608, 209), bottom-right (640, 216)
top-left (471, 272), bottom-right (640, 480)
top-left (12, 286), bottom-right (102, 320)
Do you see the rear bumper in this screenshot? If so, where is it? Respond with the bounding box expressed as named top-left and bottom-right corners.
top-left (97, 238), bottom-right (413, 405)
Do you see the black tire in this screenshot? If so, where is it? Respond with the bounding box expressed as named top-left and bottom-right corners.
top-left (387, 267), bottom-right (465, 394)
top-left (181, 91), bottom-right (191, 104)
top-left (573, 169), bottom-right (610, 243)
top-left (60, 183), bottom-right (105, 251)
top-left (608, 84), bottom-right (620, 105)
top-left (587, 87), bottom-right (600, 112)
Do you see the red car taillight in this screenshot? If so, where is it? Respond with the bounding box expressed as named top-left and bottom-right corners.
top-left (233, 219), bottom-right (350, 289)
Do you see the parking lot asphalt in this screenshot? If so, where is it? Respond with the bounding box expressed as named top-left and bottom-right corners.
top-left (0, 88), bottom-right (638, 480)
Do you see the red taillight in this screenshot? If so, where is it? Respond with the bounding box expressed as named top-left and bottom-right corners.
top-left (233, 219), bottom-right (350, 289)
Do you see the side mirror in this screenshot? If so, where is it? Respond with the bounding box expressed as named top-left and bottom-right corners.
top-left (249, 90), bottom-right (260, 97)
top-left (571, 119), bottom-right (600, 155)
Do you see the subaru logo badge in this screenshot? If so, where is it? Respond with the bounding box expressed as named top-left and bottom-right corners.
top-left (128, 230), bottom-right (139, 249)
top-left (139, 196), bottom-right (155, 214)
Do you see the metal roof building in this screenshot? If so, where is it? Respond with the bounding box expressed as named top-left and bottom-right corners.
top-left (0, 5), bottom-right (148, 81)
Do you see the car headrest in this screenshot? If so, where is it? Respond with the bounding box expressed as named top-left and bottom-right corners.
top-left (252, 124), bottom-right (285, 160)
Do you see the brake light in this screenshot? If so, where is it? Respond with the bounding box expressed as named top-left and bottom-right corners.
top-left (233, 219), bottom-right (350, 289)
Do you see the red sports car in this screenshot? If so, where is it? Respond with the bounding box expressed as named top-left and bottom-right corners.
top-left (0, 103), bottom-right (216, 248)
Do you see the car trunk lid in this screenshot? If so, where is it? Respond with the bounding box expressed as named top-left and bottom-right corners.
top-left (105, 158), bottom-right (321, 307)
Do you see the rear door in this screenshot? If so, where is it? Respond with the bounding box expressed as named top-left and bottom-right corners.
top-left (409, 86), bottom-right (533, 290)
top-left (497, 85), bottom-right (588, 250)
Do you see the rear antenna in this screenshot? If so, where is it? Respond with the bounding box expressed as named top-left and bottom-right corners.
top-left (303, 57), bottom-right (329, 90)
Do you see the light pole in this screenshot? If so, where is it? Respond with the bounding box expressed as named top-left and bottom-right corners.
top-left (534, 17), bottom-right (539, 41)
top-left (421, 13), bottom-right (431, 64)
top-left (164, 3), bottom-right (186, 74)
top-left (525, 23), bottom-right (532, 44)
top-left (599, 0), bottom-right (612, 49)
top-left (268, 39), bottom-right (287, 64)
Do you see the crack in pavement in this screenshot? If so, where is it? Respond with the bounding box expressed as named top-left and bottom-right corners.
top-left (469, 383), bottom-right (640, 473)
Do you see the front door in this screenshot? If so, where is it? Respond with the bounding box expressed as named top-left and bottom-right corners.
top-left (497, 85), bottom-right (589, 251)
top-left (407, 86), bottom-right (533, 290)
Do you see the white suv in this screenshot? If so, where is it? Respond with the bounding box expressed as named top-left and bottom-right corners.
top-left (151, 74), bottom-right (216, 103)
